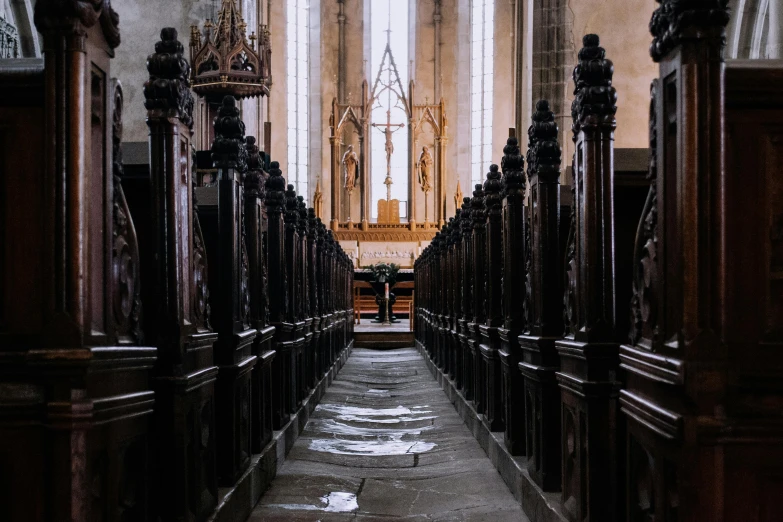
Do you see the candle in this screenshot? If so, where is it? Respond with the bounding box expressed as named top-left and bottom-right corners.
top-left (385, 283), bottom-right (389, 298)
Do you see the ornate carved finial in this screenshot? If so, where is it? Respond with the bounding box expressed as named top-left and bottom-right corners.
top-left (483, 164), bottom-right (503, 216)
top-left (471, 184), bottom-right (486, 228)
top-left (501, 136), bottom-right (525, 195)
top-left (454, 180), bottom-right (464, 211)
top-left (649, 0), bottom-right (730, 62)
top-left (285, 184), bottom-right (299, 227)
top-left (461, 196), bottom-right (472, 233)
top-left (190, 0), bottom-right (270, 99)
top-left (313, 179), bottom-right (324, 219)
top-left (144, 28), bottom-right (195, 129)
top-left (528, 100), bottom-right (561, 182)
top-left (265, 161), bottom-right (286, 214)
top-left (211, 95), bottom-right (248, 172)
top-left (297, 195), bottom-right (308, 234)
top-left (244, 136), bottom-right (266, 197)
top-left (571, 35), bottom-right (617, 136)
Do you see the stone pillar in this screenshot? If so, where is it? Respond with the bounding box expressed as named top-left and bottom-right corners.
top-left (768, 0), bottom-right (783, 58)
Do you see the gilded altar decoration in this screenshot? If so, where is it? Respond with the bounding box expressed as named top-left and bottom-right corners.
top-left (189, 0), bottom-right (271, 100)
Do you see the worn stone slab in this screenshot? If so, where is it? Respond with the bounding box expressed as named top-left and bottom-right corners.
top-left (249, 348), bottom-right (531, 521)
top-left (415, 341), bottom-right (568, 522)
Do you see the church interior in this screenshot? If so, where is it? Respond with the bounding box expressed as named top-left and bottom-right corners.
top-left (1, 0), bottom-right (782, 520)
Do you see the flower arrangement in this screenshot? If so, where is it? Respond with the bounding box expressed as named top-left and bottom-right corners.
top-left (369, 262), bottom-right (400, 286)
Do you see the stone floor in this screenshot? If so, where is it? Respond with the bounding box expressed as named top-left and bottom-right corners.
top-left (249, 348), bottom-right (530, 521)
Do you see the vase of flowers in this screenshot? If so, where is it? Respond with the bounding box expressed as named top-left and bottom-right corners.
top-left (369, 263), bottom-right (400, 322)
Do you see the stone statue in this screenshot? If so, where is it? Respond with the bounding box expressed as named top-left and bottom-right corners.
top-left (342, 144), bottom-right (359, 192)
top-left (417, 145), bottom-right (434, 192)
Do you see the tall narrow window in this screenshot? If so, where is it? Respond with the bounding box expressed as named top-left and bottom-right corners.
top-left (287, 0), bottom-right (309, 197)
top-left (369, 0), bottom-right (409, 220)
top-left (471, 0), bottom-right (493, 187)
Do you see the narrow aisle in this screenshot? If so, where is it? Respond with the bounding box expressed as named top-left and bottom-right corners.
top-left (250, 348), bottom-right (529, 521)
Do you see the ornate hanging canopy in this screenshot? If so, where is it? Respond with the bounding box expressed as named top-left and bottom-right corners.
top-left (189, 0), bottom-right (270, 100)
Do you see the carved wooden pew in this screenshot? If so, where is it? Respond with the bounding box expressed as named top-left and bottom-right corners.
top-left (620, 2), bottom-right (783, 520)
top-left (518, 100), bottom-right (564, 492)
top-left (499, 135), bottom-right (528, 456)
top-left (199, 95), bottom-right (259, 486)
top-left (459, 197), bottom-right (474, 401)
top-left (143, 28), bottom-right (221, 520)
top-left (243, 137), bottom-right (277, 454)
top-left (0, 3), bottom-right (157, 520)
top-left (482, 164), bottom-right (505, 432)
top-left (264, 162), bottom-right (295, 429)
top-left (470, 183), bottom-right (488, 417)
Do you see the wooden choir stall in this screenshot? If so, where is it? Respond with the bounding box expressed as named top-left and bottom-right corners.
top-left (0, 6), bottom-right (354, 522)
top-left (415, 3), bottom-right (783, 521)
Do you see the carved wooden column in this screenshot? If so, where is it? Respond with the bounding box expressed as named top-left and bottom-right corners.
top-left (297, 196), bottom-right (313, 402)
top-left (555, 35), bottom-right (620, 522)
top-left (284, 185), bottom-right (305, 411)
top-left (244, 137), bottom-right (277, 454)
top-left (316, 220), bottom-right (329, 377)
top-left (445, 219), bottom-right (455, 378)
top-left (498, 137), bottom-right (528, 455)
top-left (144, 28), bottom-right (219, 519)
top-left (481, 165), bottom-right (505, 432)
top-left (452, 212), bottom-right (464, 388)
top-left (459, 197), bottom-right (474, 399)
top-left (264, 162), bottom-right (292, 429)
top-left (308, 208), bottom-right (321, 388)
top-left (438, 232), bottom-right (448, 369)
top-left (518, 100), bottom-right (563, 492)
top-left (207, 96), bottom-right (258, 487)
top-left (621, 4), bottom-right (737, 521)
top-left (470, 184), bottom-right (487, 415)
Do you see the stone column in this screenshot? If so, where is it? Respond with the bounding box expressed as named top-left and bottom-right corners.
top-left (769, 0), bottom-right (783, 58)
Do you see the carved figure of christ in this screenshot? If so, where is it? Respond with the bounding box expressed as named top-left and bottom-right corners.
top-left (371, 109), bottom-right (405, 178)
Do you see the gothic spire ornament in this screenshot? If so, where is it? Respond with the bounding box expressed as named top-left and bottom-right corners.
top-left (190, 0), bottom-right (270, 100)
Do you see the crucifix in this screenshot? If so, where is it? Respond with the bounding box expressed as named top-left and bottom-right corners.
top-left (371, 109), bottom-right (405, 201)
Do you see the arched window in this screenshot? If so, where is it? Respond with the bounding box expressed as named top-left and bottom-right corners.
top-left (471, 0), bottom-right (494, 187)
top-left (287, 0), bottom-right (309, 197)
top-left (369, 0), bottom-right (409, 221)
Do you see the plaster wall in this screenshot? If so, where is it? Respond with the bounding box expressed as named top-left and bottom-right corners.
top-left (568, 0), bottom-right (658, 152)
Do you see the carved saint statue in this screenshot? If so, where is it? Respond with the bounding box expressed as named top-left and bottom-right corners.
top-left (417, 145), bottom-right (434, 192)
top-left (342, 144), bottom-right (359, 192)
